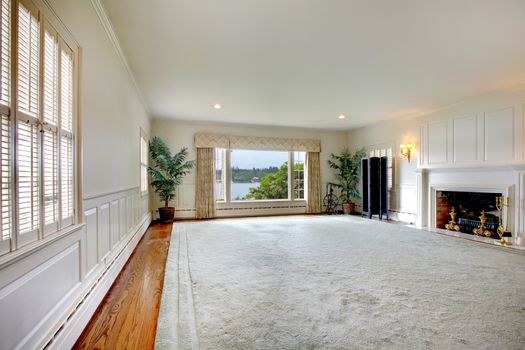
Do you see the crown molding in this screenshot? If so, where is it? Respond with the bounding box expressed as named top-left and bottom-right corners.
top-left (90, 0), bottom-right (150, 117)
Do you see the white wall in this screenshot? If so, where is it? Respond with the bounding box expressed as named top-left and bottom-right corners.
top-left (49, 0), bottom-right (151, 197)
top-left (348, 117), bottom-right (420, 222)
top-left (348, 88), bottom-right (525, 228)
top-left (151, 119), bottom-right (348, 218)
top-left (0, 1), bottom-right (152, 349)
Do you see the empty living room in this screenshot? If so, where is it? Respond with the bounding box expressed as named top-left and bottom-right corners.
top-left (0, 0), bottom-right (524, 349)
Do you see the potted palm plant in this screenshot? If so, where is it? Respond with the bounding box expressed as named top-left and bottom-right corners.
top-left (328, 148), bottom-right (366, 214)
top-left (148, 137), bottom-right (195, 222)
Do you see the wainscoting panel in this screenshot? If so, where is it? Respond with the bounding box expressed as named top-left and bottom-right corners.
top-left (84, 208), bottom-right (98, 277)
top-left (119, 197), bottom-right (127, 240)
top-left (0, 228), bottom-right (83, 350)
top-left (453, 115), bottom-right (478, 163)
top-left (485, 107), bottom-right (515, 162)
top-left (98, 204), bottom-right (111, 262)
top-left (110, 200), bottom-right (119, 249)
top-left (0, 187), bottom-right (152, 350)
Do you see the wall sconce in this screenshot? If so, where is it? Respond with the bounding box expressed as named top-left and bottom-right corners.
top-left (400, 143), bottom-right (415, 162)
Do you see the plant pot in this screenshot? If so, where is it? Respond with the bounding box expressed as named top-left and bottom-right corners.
top-left (159, 207), bottom-right (175, 223)
top-left (342, 202), bottom-right (355, 215)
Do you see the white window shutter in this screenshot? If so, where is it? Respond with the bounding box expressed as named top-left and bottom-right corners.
top-left (0, 0), bottom-right (76, 256)
top-left (0, 114), bottom-right (10, 254)
top-left (0, 0), bottom-right (11, 110)
top-left (60, 43), bottom-right (73, 227)
top-left (16, 1), bottom-right (40, 246)
top-left (16, 119), bottom-right (39, 244)
top-left (0, 0), bottom-right (11, 254)
top-left (60, 45), bottom-right (73, 133)
top-left (43, 25), bottom-right (58, 125)
top-left (60, 134), bottom-right (73, 225)
top-left (17, 1), bottom-right (39, 118)
top-left (42, 23), bottom-right (59, 235)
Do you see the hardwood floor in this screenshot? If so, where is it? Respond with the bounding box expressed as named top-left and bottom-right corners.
top-left (73, 223), bottom-right (172, 350)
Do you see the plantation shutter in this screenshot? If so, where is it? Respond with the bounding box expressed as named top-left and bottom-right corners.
top-left (17, 0), bottom-right (39, 117)
top-left (42, 22), bottom-right (58, 235)
top-left (59, 40), bottom-right (73, 227)
top-left (0, 0), bottom-right (10, 109)
top-left (0, 0), bottom-right (10, 254)
top-left (16, 0), bottom-right (40, 246)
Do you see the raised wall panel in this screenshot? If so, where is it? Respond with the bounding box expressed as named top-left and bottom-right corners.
top-left (134, 194), bottom-right (139, 225)
top-left (110, 200), bottom-right (119, 249)
top-left (485, 107), bottom-right (515, 162)
top-left (119, 197), bottom-right (127, 238)
top-left (453, 115), bottom-right (478, 163)
top-left (84, 208), bottom-right (98, 274)
top-left (427, 121), bottom-right (448, 165)
top-left (0, 244), bottom-right (81, 350)
top-left (98, 204), bottom-right (110, 261)
top-left (126, 196), bottom-right (133, 232)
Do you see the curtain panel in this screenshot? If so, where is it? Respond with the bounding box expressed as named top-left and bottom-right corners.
top-left (306, 152), bottom-right (322, 214)
top-left (194, 133), bottom-right (321, 152)
top-left (195, 148), bottom-right (216, 219)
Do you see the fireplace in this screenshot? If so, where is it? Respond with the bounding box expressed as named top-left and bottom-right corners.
top-left (435, 190), bottom-right (510, 239)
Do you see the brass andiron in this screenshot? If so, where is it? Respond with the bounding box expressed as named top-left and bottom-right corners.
top-left (473, 211), bottom-right (493, 237)
top-left (445, 207), bottom-right (460, 231)
top-left (496, 196), bottom-right (511, 246)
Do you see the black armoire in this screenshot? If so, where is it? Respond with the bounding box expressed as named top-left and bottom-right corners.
top-left (361, 157), bottom-right (389, 220)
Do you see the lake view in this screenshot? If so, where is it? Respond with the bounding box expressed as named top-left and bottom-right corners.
top-left (231, 182), bottom-right (260, 200)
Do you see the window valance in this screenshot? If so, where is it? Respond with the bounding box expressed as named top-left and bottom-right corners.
top-left (194, 133), bottom-right (230, 148)
top-left (194, 133), bottom-right (321, 152)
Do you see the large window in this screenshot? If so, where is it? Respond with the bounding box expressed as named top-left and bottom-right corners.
top-left (0, 0), bottom-right (77, 256)
top-left (214, 149), bottom-right (306, 202)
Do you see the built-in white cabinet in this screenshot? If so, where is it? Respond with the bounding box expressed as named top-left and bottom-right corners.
top-left (419, 104), bottom-right (525, 168)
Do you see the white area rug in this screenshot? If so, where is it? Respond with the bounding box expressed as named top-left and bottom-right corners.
top-left (155, 216), bottom-right (525, 350)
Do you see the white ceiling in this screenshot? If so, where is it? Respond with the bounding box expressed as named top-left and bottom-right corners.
top-left (101, 0), bottom-right (525, 130)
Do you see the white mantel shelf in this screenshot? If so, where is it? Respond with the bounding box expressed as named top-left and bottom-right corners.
top-left (416, 162), bottom-right (525, 173)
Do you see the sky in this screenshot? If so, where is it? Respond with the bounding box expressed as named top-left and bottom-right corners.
top-left (230, 150), bottom-right (288, 169)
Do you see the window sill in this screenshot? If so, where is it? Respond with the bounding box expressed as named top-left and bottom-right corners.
top-left (231, 199), bottom-right (305, 203)
top-left (0, 223), bottom-right (86, 269)
top-left (217, 199), bottom-right (306, 206)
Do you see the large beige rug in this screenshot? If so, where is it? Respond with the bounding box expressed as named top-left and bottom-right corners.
top-left (155, 216), bottom-right (525, 350)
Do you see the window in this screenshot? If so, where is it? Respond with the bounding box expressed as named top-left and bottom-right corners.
top-left (215, 148), bottom-right (225, 201)
top-left (230, 150), bottom-right (288, 201)
top-left (140, 130), bottom-right (148, 195)
top-left (369, 146), bottom-right (393, 189)
top-left (213, 149), bottom-right (306, 202)
top-left (293, 151), bottom-right (305, 199)
top-left (0, 0), bottom-right (77, 256)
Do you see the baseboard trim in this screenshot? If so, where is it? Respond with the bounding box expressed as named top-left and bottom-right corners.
top-left (46, 212), bottom-right (152, 350)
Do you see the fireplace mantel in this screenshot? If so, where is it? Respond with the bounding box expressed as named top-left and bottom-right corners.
top-left (414, 167), bottom-right (525, 240)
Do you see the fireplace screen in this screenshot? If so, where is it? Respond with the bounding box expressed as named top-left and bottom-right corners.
top-left (436, 190), bottom-right (509, 239)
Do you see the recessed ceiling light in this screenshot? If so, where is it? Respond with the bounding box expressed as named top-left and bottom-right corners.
top-left (338, 115), bottom-right (346, 119)
top-left (213, 103), bottom-right (222, 110)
